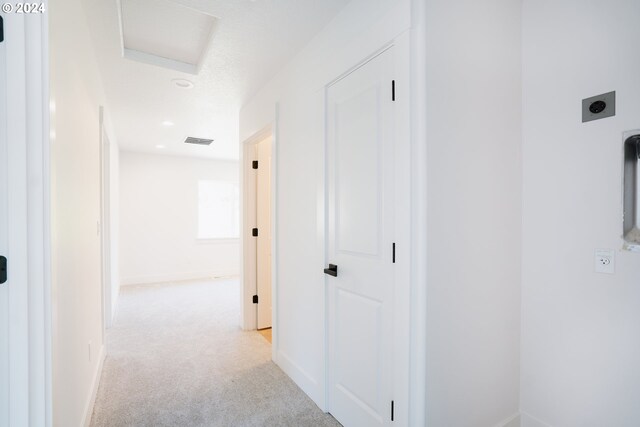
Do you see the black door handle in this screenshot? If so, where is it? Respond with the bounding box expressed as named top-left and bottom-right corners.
top-left (324, 264), bottom-right (338, 277)
top-left (0, 256), bottom-right (6, 284)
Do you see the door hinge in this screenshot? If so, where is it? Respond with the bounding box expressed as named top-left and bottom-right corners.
top-left (252, 160), bottom-right (258, 169)
top-left (392, 80), bottom-right (395, 101)
top-left (391, 400), bottom-right (395, 421)
top-left (253, 295), bottom-right (259, 304)
top-left (0, 256), bottom-right (6, 284)
top-left (392, 243), bottom-right (396, 263)
top-left (252, 228), bottom-right (259, 237)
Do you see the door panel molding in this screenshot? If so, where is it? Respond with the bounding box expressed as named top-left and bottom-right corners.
top-left (325, 39), bottom-right (410, 426)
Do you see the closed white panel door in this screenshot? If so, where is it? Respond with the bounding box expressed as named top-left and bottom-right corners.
top-left (327, 47), bottom-right (395, 427)
top-left (256, 137), bottom-right (272, 329)
top-left (0, 14), bottom-right (8, 425)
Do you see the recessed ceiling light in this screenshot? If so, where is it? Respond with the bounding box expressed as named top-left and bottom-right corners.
top-left (156, 144), bottom-right (166, 149)
top-left (162, 120), bottom-right (174, 126)
top-left (171, 78), bottom-right (194, 89)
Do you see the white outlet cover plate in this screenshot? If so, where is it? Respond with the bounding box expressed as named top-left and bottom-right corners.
top-left (594, 249), bottom-right (615, 274)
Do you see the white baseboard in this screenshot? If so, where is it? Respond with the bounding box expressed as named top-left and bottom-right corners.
top-left (495, 413), bottom-right (521, 427)
top-left (276, 350), bottom-right (324, 410)
top-left (81, 345), bottom-right (105, 427)
top-left (120, 271), bottom-right (239, 286)
top-left (521, 412), bottom-right (553, 427)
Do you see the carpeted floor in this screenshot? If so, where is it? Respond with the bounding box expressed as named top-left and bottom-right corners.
top-left (90, 279), bottom-right (341, 427)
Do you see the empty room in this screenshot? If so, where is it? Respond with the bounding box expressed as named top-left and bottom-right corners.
top-left (1, 0), bottom-right (639, 426)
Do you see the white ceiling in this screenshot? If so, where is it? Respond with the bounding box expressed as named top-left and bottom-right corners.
top-left (84, 0), bottom-right (350, 160)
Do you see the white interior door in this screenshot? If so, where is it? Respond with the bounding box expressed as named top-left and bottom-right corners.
top-left (256, 136), bottom-right (272, 329)
top-left (0, 12), bottom-right (48, 425)
top-left (0, 14), bottom-right (9, 425)
top-left (326, 47), bottom-right (396, 426)
top-left (0, 12), bottom-right (34, 424)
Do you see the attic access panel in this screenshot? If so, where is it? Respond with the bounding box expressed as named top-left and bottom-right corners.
top-left (119, 0), bottom-right (217, 74)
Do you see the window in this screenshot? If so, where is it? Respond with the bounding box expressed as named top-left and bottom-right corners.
top-left (197, 180), bottom-right (239, 239)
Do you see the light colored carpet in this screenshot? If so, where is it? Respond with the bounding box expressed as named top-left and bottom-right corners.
top-left (90, 279), bottom-right (341, 427)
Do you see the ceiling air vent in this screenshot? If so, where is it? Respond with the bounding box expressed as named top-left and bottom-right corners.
top-left (184, 137), bottom-right (214, 146)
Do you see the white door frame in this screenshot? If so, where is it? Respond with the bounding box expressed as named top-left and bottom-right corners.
top-left (99, 107), bottom-right (113, 330)
top-left (2, 6), bottom-right (52, 426)
top-left (408, 0), bottom-right (427, 424)
top-left (240, 121), bottom-right (278, 344)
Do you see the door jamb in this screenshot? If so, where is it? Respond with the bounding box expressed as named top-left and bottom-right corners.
top-left (99, 107), bottom-right (113, 330)
top-left (408, 0), bottom-right (428, 424)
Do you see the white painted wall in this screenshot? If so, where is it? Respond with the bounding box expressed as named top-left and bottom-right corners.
top-left (119, 152), bottom-right (239, 285)
top-left (424, 0), bottom-right (523, 425)
top-left (109, 141), bottom-right (120, 318)
top-left (521, 1), bottom-right (640, 426)
top-left (240, 0), bottom-right (411, 412)
top-left (50, 0), bottom-right (115, 424)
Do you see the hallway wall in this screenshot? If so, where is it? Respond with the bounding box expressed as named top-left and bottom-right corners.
top-left (50, 0), bottom-right (116, 424)
top-left (424, 0), bottom-right (522, 425)
top-left (240, 0), bottom-right (411, 411)
top-left (521, 0), bottom-right (640, 425)
top-left (119, 152), bottom-right (239, 285)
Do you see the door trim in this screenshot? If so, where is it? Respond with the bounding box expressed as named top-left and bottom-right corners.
top-left (408, 0), bottom-right (428, 424)
top-left (99, 107), bottom-right (113, 331)
top-left (2, 7), bottom-right (52, 426)
top-left (323, 34), bottom-right (412, 425)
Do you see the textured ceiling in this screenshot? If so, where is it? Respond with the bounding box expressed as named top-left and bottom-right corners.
top-left (84, 0), bottom-right (349, 159)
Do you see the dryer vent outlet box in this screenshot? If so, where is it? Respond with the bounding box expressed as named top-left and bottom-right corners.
top-left (623, 132), bottom-right (640, 251)
top-left (582, 91), bottom-right (615, 122)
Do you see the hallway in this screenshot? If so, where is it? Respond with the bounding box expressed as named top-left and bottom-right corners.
top-left (90, 279), bottom-right (340, 427)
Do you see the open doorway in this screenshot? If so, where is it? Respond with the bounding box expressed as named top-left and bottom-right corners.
top-left (242, 128), bottom-right (275, 341)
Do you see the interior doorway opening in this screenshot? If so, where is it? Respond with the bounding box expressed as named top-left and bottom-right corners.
top-left (241, 126), bottom-right (275, 342)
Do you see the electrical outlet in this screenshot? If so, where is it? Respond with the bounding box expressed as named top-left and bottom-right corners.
top-left (594, 249), bottom-right (615, 274)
